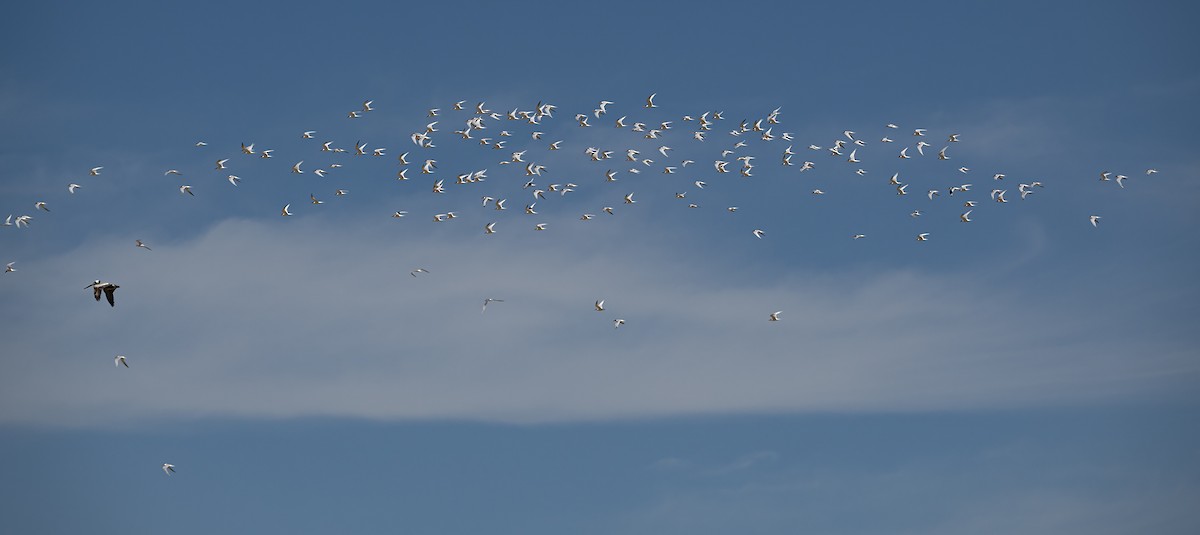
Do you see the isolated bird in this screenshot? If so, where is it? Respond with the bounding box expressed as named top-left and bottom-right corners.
top-left (482, 298), bottom-right (504, 313)
top-left (162, 464), bottom-right (175, 475)
top-left (1090, 215), bottom-right (1101, 227)
top-left (115, 355), bottom-right (129, 368)
top-left (281, 204), bottom-right (292, 216)
top-left (752, 229), bottom-right (765, 239)
top-left (135, 239), bottom-right (151, 251)
top-left (613, 318), bottom-right (625, 329)
top-left (4, 262), bottom-right (14, 273)
top-left (87, 280), bottom-right (119, 306)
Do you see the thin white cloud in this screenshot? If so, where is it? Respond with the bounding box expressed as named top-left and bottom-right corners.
top-left (0, 206), bottom-right (1195, 427)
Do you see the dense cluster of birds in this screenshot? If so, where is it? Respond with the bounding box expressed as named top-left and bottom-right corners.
top-left (1, 93), bottom-right (1160, 476)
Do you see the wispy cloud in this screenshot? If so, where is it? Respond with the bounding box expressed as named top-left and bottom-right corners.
top-left (621, 440), bottom-right (1200, 535)
top-left (0, 211), bottom-right (1195, 427)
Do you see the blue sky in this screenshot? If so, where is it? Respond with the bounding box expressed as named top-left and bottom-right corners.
top-left (1, 1), bottom-right (1198, 533)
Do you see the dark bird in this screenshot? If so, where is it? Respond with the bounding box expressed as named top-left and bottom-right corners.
top-left (88, 280), bottom-right (119, 306)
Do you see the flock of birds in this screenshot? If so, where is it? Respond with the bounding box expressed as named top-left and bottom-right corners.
top-left (1, 93), bottom-right (1159, 476)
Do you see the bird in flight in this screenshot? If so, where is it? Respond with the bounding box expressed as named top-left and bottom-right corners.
top-left (769, 311), bottom-right (782, 322)
top-left (4, 262), bottom-right (14, 273)
top-left (482, 298), bottom-right (504, 313)
top-left (115, 355), bottom-right (129, 368)
top-left (162, 464), bottom-right (175, 476)
top-left (87, 280), bottom-right (120, 306)
top-left (411, 268), bottom-right (430, 277)
top-left (135, 239), bottom-right (152, 251)
top-left (1090, 215), bottom-right (1101, 227)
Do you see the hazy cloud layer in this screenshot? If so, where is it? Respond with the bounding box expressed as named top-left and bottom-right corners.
top-left (2, 211), bottom-right (1194, 428)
